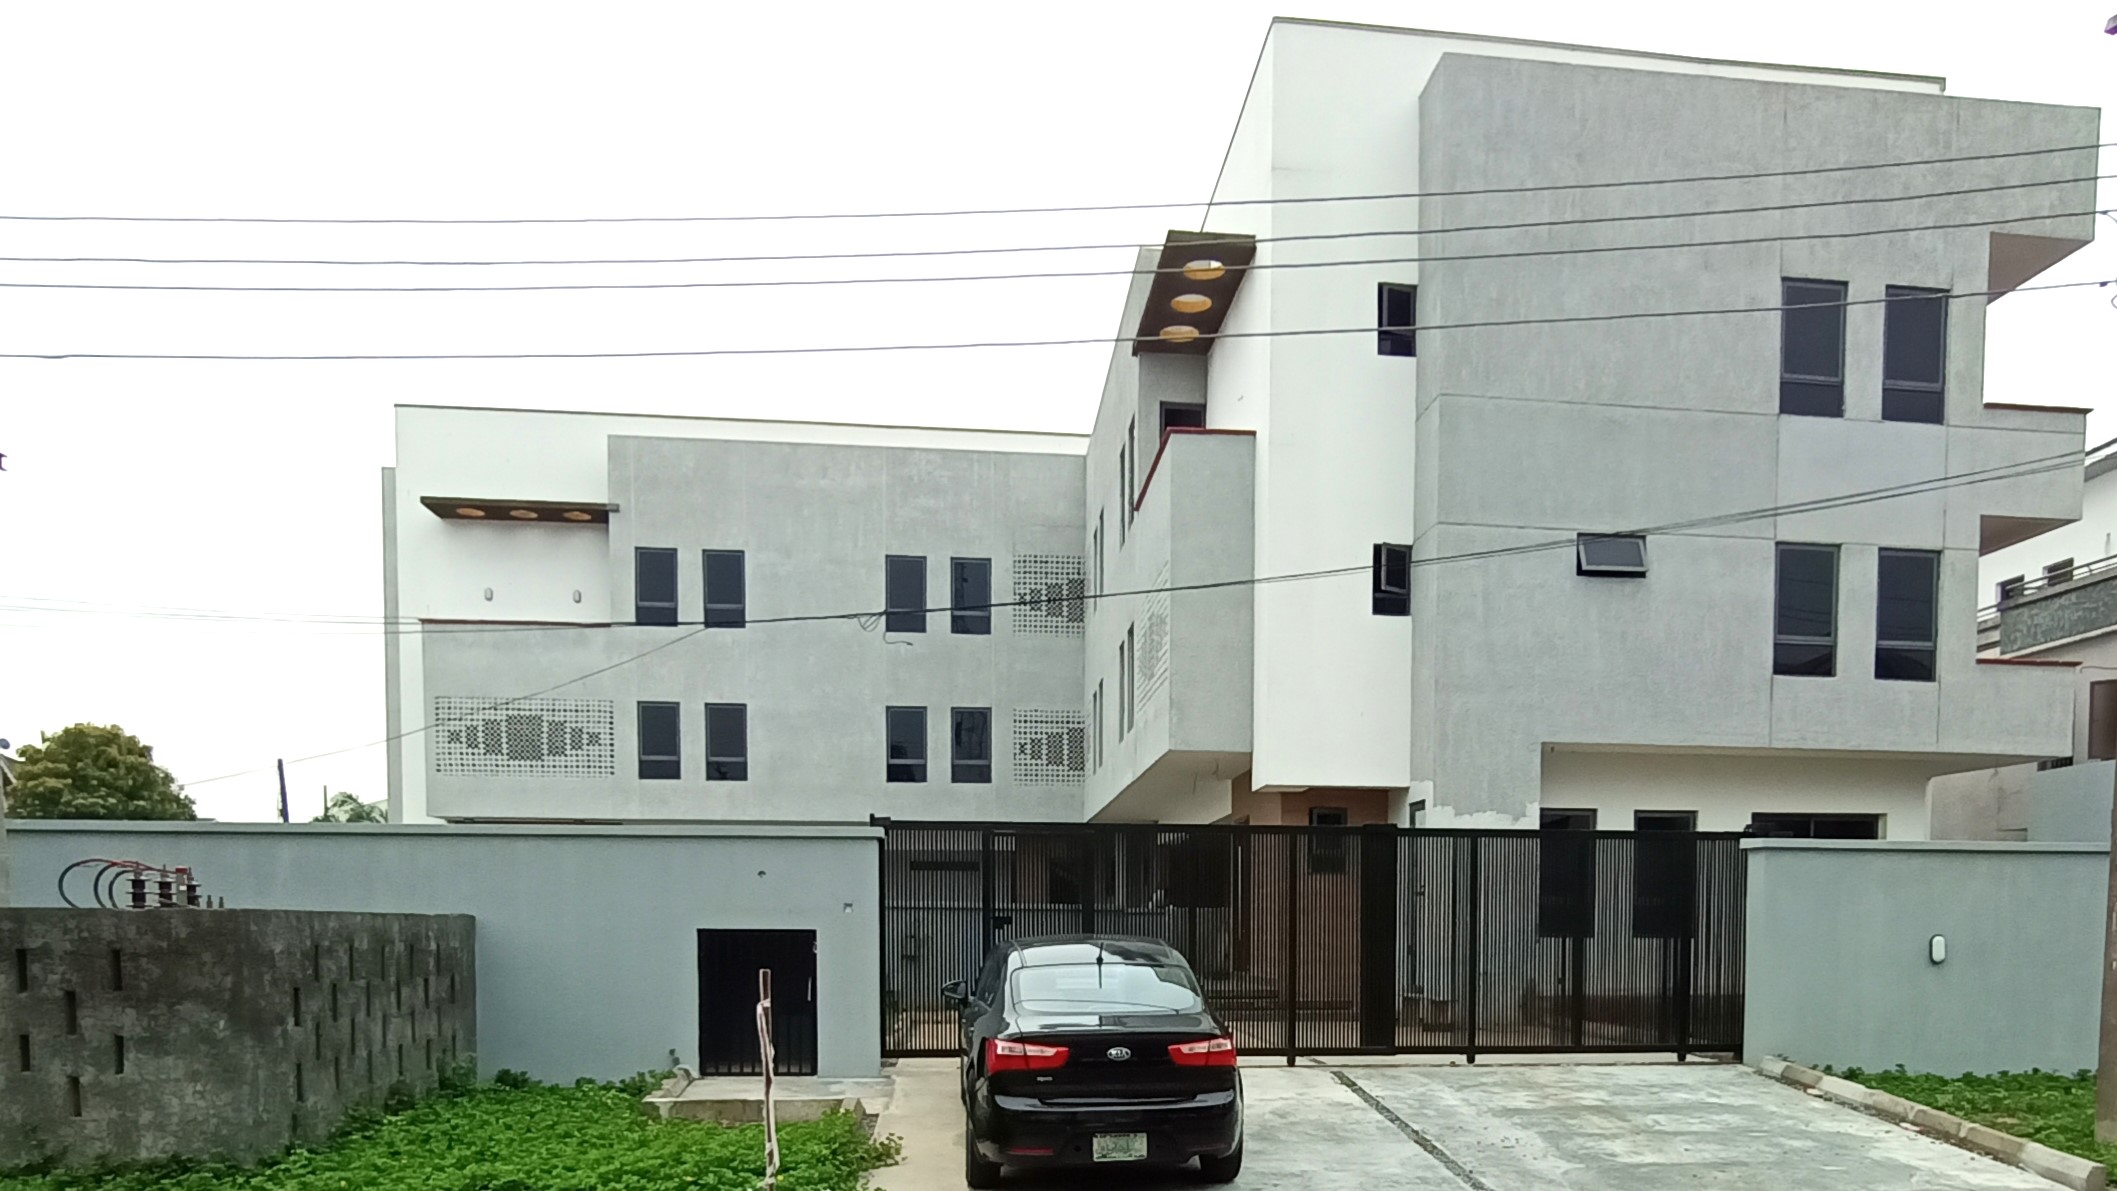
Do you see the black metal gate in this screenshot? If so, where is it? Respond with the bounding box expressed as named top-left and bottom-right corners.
top-left (878, 820), bottom-right (1744, 1061)
top-left (698, 928), bottom-right (818, 1075)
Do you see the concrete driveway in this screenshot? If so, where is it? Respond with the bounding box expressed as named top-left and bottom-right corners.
top-left (872, 1058), bottom-right (2059, 1190)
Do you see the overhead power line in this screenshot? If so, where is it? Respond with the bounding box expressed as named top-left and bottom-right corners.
top-left (2, 140), bottom-right (2105, 225)
top-left (6, 275), bottom-right (2109, 362)
top-left (0, 173), bottom-right (2098, 269)
top-left (174, 447), bottom-right (2086, 786)
top-left (5, 202), bottom-right (2106, 294)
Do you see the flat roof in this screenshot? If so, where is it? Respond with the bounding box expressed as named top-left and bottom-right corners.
top-left (397, 402), bottom-right (1087, 442)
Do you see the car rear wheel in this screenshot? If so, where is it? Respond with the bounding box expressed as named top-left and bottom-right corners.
top-left (963, 1108), bottom-right (1003, 1188)
top-left (1198, 1139), bottom-right (1243, 1184)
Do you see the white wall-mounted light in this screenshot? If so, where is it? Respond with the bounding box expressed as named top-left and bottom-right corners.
top-left (483, 587), bottom-right (494, 601)
top-left (1929, 934), bottom-right (1947, 965)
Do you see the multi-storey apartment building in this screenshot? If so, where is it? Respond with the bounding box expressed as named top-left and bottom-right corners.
top-left (384, 21), bottom-right (2101, 838)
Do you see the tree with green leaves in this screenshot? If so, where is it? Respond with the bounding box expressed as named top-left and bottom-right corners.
top-left (8, 723), bottom-right (196, 820)
top-left (314, 791), bottom-right (386, 823)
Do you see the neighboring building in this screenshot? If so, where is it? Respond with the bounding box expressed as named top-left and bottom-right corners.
top-left (382, 406), bottom-right (1086, 823)
top-left (384, 21), bottom-right (2101, 840)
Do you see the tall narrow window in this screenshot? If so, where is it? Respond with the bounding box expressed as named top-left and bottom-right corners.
top-left (1774, 544), bottom-right (1839, 677)
top-left (1372, 543), bottom-right (1410, 616)
top-left (886, 706), bottom-right (927, 783)
top-left (1161, 402), bottom-right (1207, 433)
top-left (1124, 417), bottom-right (1137, 530)
top-left (1882, 286), bottom-right (1947, 424)
top-left (2089, 681), bottom-right (2117, 761)
top-left (635, 547), bottom-right (678, 625)
top-left (1780, 279), bottom-right (1847, 417)
top-left (702, 550), bottom-right (746, 628)
top-left (1117, 444), bottom-right (1130, 546)
top-left (1092, 681), bottom-right (1104, 771)
top-left (637, 701), bottom-right (680, 780)
top-left (885, 555), bottom-right (926, 633)
top-left (704, 703), bottom-right (747, 781)
top-left (1123, 624), bottom-right (1137, 736)
top-left (1875, 548), bottom-right (1939, 682)
top-left (1093, 513), bottom-right (1105, 597)
top-left (1378, 282), bottom-right (1417, 357)
top-left (1116, 640), bottom-right (1130, 742)
top-left (951, 708), bottom-right (992, 784)
top-left (951, 558), bottom-right (992, 635)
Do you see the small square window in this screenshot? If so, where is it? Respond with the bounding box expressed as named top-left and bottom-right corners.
top-left (1378, 283), bottom-right (1416, 357)
top-left (1576, 534), bottom-right (1647, 577)
top-left (2045, 558), bottom-right (2077, 587)
top-left (1372, 543), bottom-right (1411, 616)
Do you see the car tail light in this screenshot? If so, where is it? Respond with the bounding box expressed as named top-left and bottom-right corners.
top-left (986, 1037), bottom-right (1070, 1072)
top-left (1169, 1036), bottom-right (1238, 1067)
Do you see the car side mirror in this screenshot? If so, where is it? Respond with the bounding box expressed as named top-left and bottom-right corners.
top-left (941, 979), bottom-right (969, 1009)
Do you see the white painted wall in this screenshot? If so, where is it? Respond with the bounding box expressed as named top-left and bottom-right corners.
top-left (1981, 463), bottom-right (2117, 604)
top-left (1537, 749), bottom-right (1942, 838)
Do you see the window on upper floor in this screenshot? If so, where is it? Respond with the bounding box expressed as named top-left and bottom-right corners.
top-left (1875, 548), bottom-right (1939, 682)
top-left (2090, 682), bottom-right (2117, 762)
top-left (1997, 575), bottom-right (2027, 605)
top-left (885, 555), bottom-right (926, 634)
top-left (951, 558), bottom-right (992, 635)
top-left (1307, 807), bottom-right (1349, 874)
top-left (2045, 558), bottom-right (2077, 587)
top-left (1091, 681), bottom-right (1104, 772)
top-left (886, 706), bottom-right (927, 783)
top-left (1576, 534), bottom-right (1648, 578)
top-left (1751, 812), bottom-right (1880, 839)
top-left (1378, 283), bottom-right (1417, 357)
top-left (1093, 513), bottom-right (1105, 599)
top-left (1160, 402), bottom-right (1207, 433)
top-left (1773, 543), bottom-right (1839, 677)
top-left (1371, 543), bottom-right (1411, 616)
top-left (1780, 279), bottom-right (1847, 418)
top-left (702, 550), bottom-right (745, 628)
top-left (635, 547), bottom-right (678, 626)
top-left (704, 703), bottom-right (747, 781)
top-left (638, 701), bottom-right (680, 780)
top-left (952, 707), bottom-right (992, 784)
top-left (1121, 418), bottom-right (1138, 536)
top-left (1882, 286), bottom-right (1947, 425)
top-left (1123, 624), bottom-right (1137, 736)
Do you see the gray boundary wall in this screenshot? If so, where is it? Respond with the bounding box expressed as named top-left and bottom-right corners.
top-left (1744, 839), bottom-right (2107, 1075)
top-left (5, 822), bottom-right (882, 1082)
top-left (0, 908), bottom-right (473, 1166)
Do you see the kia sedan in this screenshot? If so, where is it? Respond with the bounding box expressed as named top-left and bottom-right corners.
top-left (943, 935), bottom-right (1243, 1186)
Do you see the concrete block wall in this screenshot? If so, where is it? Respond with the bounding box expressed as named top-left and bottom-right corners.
top-left (0, 908), bottom-right (474, 1167)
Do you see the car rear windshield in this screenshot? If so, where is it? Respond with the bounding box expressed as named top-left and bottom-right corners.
top-left (1009, 962), bottom-right (1205, 1014)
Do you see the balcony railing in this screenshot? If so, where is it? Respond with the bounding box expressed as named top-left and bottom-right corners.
top-left (1988, 549), bottom-right (2117, 656)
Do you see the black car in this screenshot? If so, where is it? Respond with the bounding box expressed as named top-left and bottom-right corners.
top-left (943, 935), bottom-right (1244, 1186)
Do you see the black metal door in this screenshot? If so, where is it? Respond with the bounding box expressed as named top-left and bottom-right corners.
top-left (697, 928), bottom-right (817, 1076)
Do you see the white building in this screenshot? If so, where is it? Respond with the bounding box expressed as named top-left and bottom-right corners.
top-left (383, 21), bottom-right (2101, 839)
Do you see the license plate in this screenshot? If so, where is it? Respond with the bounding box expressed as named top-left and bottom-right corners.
top-left (1092, 1133), bottom-right (1148, 1162)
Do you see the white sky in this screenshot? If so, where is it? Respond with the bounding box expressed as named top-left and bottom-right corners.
top-left (1, 1), bottom-right (2112, 821)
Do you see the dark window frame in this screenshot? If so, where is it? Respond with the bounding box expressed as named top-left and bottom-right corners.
top-left (1750, 812), bottom-right (1882, 840)
top-left (951, 707), bottom-right (992, 784)
top-left (886, 706), bottom-right (927, 783)
top-left (1160, 402), bottom-right (1207, 433)
top-left (885, 555), bottom-right (927, 634)
top-left (1881, 285), bottom-right (1948, 425)
top-left (1307, 806), bottom-right (1350, 874)
top-left (1875, 548), bottom-right (1939, 682)
top-left (1372, 542), bottom-right (1411, 616)
top-left (704, 702), bottom-right (747, 782)
top-left (637, 701), bottom-right (681, 781)
top-left (1576, 534), bottom-right (1648, 578)
top-left (634, 547), bottom-right (679, 626)
top-left (702, 549), bottom-right (746, 629)
top-left (1780, 278), bottom-right (1847, 418)
top-left (950, 557), bottom-right (993, 635)
top-left (1378, 282), bottom-right (1417, 357)
top-left (1997, 575), bottom-right (2026, 605)
top-left (2090, 681), bottom-right (2117, 762)
top-left (2046, 558), bottom-right (2077, 587)
top-left (1774, 543), bottom-right (1839, 677)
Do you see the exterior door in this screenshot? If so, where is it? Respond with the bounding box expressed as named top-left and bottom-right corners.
top-left (697, 929), bottom-right (818, 1076)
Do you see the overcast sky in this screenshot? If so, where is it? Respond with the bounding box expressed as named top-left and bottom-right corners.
top-left (1, 1), bottom-right (2112, 821)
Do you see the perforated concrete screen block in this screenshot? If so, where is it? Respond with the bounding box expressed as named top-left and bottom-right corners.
top-left (432, 697), bottom-right (616, 777)
top-left (1012, 555), bottom-right (1085, 637)
top-left (1012, 710), bottom-right (1087, 786)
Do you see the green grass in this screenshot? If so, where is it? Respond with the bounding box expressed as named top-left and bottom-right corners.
top-left (0, 1076), bottom-right (900, 1191)
top-left (1837, 1066), bottom-right (2117, 1168)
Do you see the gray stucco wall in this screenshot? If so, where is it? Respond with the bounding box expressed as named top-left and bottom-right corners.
top-left (5, 822), bottom-right (881, 1081)
top-left (0, 907), bottom-right (473, 1166)
top-left (1744, 839), bottom-right (2106, 1074)
top-left (422, 436), bottom-right (1085, 823)
top-left (2029, 760), bottom-right (2116, 843)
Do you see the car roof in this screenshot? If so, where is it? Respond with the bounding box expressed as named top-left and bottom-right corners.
top-left (1006, 935), bottom-right (1186, 967)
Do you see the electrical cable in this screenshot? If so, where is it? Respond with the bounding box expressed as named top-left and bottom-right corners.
top-left (5, 275), bottom-right (2110, 361)
top-left (6, 203), bottom-right (2107, 294)
top-left (1, 172), bottom-right (2099, 269)
top-left (1, 140), bottom-right (2104, 224)
top-left (174, 446), bottom-right (2090, 787)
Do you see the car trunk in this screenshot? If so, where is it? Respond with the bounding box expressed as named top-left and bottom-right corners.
top-left (992, 1009), bottom-right (1235, 1102)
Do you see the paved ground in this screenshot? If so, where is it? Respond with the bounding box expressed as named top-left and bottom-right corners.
top-left (869, 1058), bottom-right (2059, 1190)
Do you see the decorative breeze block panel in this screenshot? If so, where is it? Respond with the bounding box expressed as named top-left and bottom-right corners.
top-left (1012, 710), bottom-right (1087, 786)
top-left (432, 697), bottom-right (616, 777)
top-left (1012, 555), bottom-right (1085, 637)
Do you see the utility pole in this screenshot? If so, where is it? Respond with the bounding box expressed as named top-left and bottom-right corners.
top-left (2097, 763), bottom-right (2117, 1141)
top-left (276, 759), bottom-right (289, 825)
top-left (322, 784), bottom-right (329, 821)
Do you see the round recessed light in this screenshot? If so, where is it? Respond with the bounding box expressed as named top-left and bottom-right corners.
top-left (562, 510), bottom-right (592, 522)
top-left (1171, 293), bottom-right (1213, 314)
top-left (1159, 324), bottom-right (1202, 343)
top-left (454, 506), bottom-right (486, 518)
top-left (508, 509), bottom-right (539, 520)
top-left (1182, 260), bottom-right (1225, 282)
